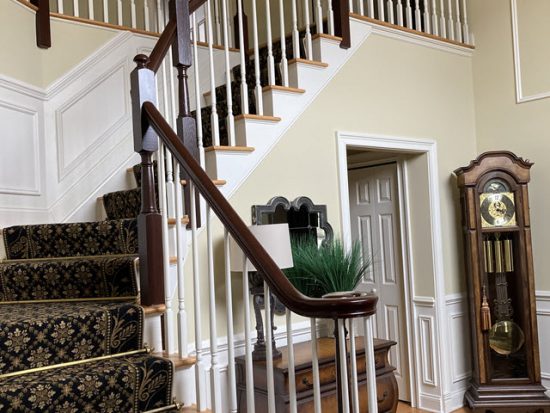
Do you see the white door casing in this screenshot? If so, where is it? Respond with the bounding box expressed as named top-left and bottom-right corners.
top-left (348, 163), bottom-right (411, 402)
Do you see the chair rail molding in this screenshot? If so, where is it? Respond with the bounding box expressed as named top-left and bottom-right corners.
top-left (336, 131), bottom-right (452, 412)
top-left (510, 0), bottom-right (550, 104)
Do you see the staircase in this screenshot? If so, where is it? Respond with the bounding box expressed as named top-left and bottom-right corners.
top-left (1, 0), bottom-right (475, 412)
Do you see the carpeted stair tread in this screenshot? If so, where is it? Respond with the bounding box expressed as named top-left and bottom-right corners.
top-left (0, 301), bottom-right (143, 374)
top-left (0, 352), bottom-right (173, 412)
top-left (0, 255), bottom-right (138, 302)
top-left (102, 188), bottom-right (142, 220)
top-left (2, 219), bottom-right (137, 260)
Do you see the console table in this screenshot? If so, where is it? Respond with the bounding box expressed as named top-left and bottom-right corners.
top-left (235, 336), bottom-right (398, 412)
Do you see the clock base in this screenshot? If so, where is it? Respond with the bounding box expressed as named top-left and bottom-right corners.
top-left (465, 382), bottom-right (550, 413)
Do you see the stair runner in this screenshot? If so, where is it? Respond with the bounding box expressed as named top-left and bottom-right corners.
top-left (0, 208), bottom-right (175, 409)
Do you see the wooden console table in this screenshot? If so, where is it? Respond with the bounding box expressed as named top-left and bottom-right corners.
top-left (235, 336), bottom-right (398, 412)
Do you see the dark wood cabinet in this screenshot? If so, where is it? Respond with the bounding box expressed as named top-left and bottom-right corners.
top-left (235, 337), bottom-right (398, 412)
top-left (455, 152), bottom-right (550, 412)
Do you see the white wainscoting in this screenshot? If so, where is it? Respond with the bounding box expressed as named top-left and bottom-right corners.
top-left (537, 291), bottom-right (550, 396)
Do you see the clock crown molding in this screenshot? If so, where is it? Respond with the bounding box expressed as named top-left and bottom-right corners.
top-left (454, 151), bottom-right (533, 187)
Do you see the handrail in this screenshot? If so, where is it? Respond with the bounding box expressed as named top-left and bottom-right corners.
top-left (30, 0), bottom-right (51, 49)
top-left (141, 101), bottom-right (378, 320)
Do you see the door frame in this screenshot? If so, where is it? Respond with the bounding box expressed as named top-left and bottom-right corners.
top-left (336, 131), bottom-right (450, 412)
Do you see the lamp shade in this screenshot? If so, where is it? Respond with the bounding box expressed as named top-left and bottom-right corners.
top-left (229, 223), bottom-right (294, 272)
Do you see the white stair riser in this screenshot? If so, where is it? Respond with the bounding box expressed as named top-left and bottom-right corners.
top-left (312, 37), bottom-right (348, 62)
top-left (262, 89), bottom-right (304, 118)
top-left (288, 62), bottom-right (329, 91)
top-left (143, 314), bottom-right (164, 352)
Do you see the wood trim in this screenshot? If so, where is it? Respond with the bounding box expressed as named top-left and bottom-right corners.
top-left (350, 13), bottom-right (475, 50)
top-left (142, 304), bottom-right (166, 316)
top-left (234, 114), bottom-right (282, 122)
top-left (288, 58), bottom-right (330, 68)
top-left (262, 85), bottom-right (306, 94)
top-left (15, 0), bottom-right (38, 11)
top-left (204, 145), bottom-right (255, 153)
top-left (143, 102), bottom-right (379, 319)
top-left (312, 33), bottom-right (344, 42)
top-left (196, 41), bottom-right (239, 53)
top-left (151, 352), bottom-right (196, 369)
top-left (167, 216), bottom-right (190, 226)
top-left (181, 179), bottom-right (227, 186)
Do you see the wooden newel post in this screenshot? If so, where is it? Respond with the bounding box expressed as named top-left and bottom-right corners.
top-left (170, 0), bottom-right (201, 227)
top-left (30, 0), bottom-right (51, 49)
top-left (332, 0), bottom-right (351, 48)
top-left (131, 54), bottom-right (165, 306)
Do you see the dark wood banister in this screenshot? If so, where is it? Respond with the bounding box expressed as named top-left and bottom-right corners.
top-left (141, 100), bottom-right (378, 319)
top-left (30, 0), bottom-right (51, 49)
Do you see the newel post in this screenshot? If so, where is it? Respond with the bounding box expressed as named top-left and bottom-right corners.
top-left (170, 0), bottom-right (201, 227)
top-left (332, 0), bottom-right (351, 48)
top-left (30, 0), bottom-right (51, 48)
top-left (131, 54), bottom-right (165, 306)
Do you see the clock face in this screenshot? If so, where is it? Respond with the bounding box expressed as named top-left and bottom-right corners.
top-left (480, 192), bottom-right (516, 228)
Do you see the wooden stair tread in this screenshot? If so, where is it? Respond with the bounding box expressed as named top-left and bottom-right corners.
top-left (204, 146), bottom-right (255, 153)
top-left (312, 33), bottom-right (343, 42)
top-left (180, 179), bottom-right (226, 187)
top-left (153, 352), bottom-right (196, 369)
top-left (234, 114), bottom-right (281, 122)
top-left (167, 216), bottom-right (190, 226)
top-left (142, 304), bottom-right (166, 316)
top-left (288, 58), bottom-right (329, 68)
top-left (262, 85), bottom-right (306, 94)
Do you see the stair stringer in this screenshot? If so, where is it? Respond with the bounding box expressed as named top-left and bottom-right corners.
top-left (207, 21), bottom-right (373, 200)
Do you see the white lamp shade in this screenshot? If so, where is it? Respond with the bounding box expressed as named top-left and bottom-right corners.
top-left (229, 223), bottom-right (294, 272)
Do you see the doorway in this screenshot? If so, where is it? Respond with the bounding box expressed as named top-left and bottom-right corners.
top-left (347, 161), bottom-right (411, 402)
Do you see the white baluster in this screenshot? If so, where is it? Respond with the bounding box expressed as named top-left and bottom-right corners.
top-left (206, 207), bottom-right (222, 412)
top-left (368, 0), bottom-right (375, 18)
top-left (224, 230), bottom-right (238, 413)
top-left (454, 0), bottom-right (462, 42)
top-left (157, 144), bottom-right (175, 355)
top-left (447, 0), bottom-right (455, 40)
top-left (315, 0), bottom-right (323, 35)
top-left (243, 258), bottom-right (256, 412)
top-left (310, 318), bottom-right (321, 413)
top-left (57, 0), bottom-right (63, 14)
top-left (227, 0), bottom-right (235, 48)
top-left (206, 0), bottom-right (221, 146)
top-left (414, 0), bottom-right (421, 30)
top-left (349, 0), bottom-right (354, 14)
top-left (387, 0), bottom-right (395, 24)
top-left (214, 0), bottom-right (222, 44)
top-left (144, 0), bottom-right (151, 31)
top-left (431, 0), bottom-right (438, 35)
top-left (461, 0), bottom-right (469, 44)
top-left (377, 0), bottom-right (385, 21)
top-left (251, 0), bottom-right (264, 114)
top-left (286, 310), bottom-right (298, 413)
top-left (438, 0), bottom-right (446, 37)
top-left (327, 0), bottom-right (335, 35)
top-left (423, 0), bottom-right (431, 34)
top-left (131, 0), bottom-right (137, 28)
top-left (88, 0), bottom-right (94, 20)
top-left (349, 320), bottom-right (360, 413)
top-left (338, 319), bottom-right (350, 413)
top-left (236, 0), bottom-right (249, 115)
top-left (156, 0), bottom-right (163, 32)
top-left (192, 14), bottom-right (206, 167)
top-left (222, 0), bottom-right (236, 146)
top-left (265, 0), bottom-right (276, 86)
top-left (405, 0), bottom-right (413, 28)
top-left (117, 0), bottom-right (123, 26)
top-left (397, 0), bottom-right (404, 25)
top-left (73, 0), bottom-right (79, 17)
top-left (303, 0), bottom-right (313, 59)
top-left (264, 284), bottom-right (276, 413)
top-left (190, 182), bottom-right (205, 411)
top-left (358, 0), bottom-right (365, 17)
top-left (291, 0), bottom-right (300, 59)
top-left (279, 0), bottom-right (289, 87)
top-left (364, 316), bottom-right (378, 413)
top-left (102, 0), bottom-right (108, 23)
top-left (174, 162), bottom-right (188, 359)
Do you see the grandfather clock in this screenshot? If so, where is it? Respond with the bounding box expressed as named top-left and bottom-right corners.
top-left (455, 151), bottom-right (550, 413)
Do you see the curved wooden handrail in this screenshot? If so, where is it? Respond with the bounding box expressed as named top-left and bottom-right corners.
top-left (141, 101), bottom-right (378, 319)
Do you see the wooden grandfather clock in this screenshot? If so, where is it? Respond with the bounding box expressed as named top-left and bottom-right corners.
top-left (455, 151), bottom-right (550, 413)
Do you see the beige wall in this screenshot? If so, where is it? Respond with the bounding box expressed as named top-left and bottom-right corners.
top-left (1, 0), bottom-right (116, 88)
top-left (469, 0), bottom-right (550, 291)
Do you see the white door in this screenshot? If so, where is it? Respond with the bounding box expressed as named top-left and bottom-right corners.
top-left (348, 162), bottom-right (411, 402)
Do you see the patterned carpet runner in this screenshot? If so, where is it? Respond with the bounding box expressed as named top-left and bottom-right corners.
top-left (0, 194), bottom-right (175, 409)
